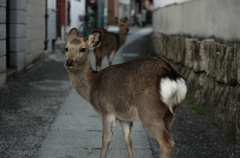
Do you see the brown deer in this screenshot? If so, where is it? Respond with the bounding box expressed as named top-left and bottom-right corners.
top-left (64, 28), bottom-right (187, 158)
top-left (93, 17), bottom-right (129, 71)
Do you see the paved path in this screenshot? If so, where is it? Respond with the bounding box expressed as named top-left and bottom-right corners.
top-left (37, 26), bottom-right (154, 158)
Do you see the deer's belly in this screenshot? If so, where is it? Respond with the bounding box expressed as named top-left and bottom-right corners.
top-left (112, 103), bottom-right (140, 121)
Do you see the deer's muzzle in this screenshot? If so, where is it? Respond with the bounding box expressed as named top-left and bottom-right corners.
top-left (66, 59), bottom-right (73, 66)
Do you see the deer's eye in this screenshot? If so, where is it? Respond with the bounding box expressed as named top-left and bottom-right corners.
top-left (80, 48), bottom-right (86, 52)
top-left (65, 48), bottom-right (68, 52)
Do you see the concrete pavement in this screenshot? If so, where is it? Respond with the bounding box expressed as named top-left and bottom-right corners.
top-left (36, 89), bottom-right (152, 158)
top-left (36, 26), bottom-right (154, 158)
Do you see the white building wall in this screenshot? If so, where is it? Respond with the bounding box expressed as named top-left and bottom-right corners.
top-left (119, 0), bottom-right (130, 20)
top-left (119, 4), bottom-right (130, 20)
top-left (48, 0), bottom-right (56, 9)
top-left (47, 0), bottom-right (57, 52)
top-left (66, 0), bottom-right (85, 32)
top-left (119, 0), bottom-right (130, 5)
top-left (153, 0), bottom-right (192, 9)
top-left (153, 0), bottom-right (240, 42)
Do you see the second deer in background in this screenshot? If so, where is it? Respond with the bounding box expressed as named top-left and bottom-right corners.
top-left (93, 17), bottom-right (129, 70)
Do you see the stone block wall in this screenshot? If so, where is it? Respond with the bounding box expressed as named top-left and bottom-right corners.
top-left (9, 0), bottom-right (27, 70)
top-left (0, 0), bottom-right (47, 87)
top-left (147, 33), bottom-right (240, 141)
top-left (26, 0), bottom-right (45, 65)
top-left (0, 0), bottom-right (6, 73)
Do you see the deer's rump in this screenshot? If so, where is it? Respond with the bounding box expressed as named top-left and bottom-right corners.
top-left (89, 57), bottom-right (187, 119)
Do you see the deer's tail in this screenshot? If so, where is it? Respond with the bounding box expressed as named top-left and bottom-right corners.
top-left (160, 78), bottom-right (187, 115)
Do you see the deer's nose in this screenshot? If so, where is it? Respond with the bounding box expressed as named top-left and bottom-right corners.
top-left (126, 28), bottom-right (129, 32)
top-left (66, 59), bottom-right (73, 66)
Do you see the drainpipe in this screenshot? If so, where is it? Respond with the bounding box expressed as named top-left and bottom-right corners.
top-left (6, 0), bottom-right (10, 67)
top-left (44, 0), bottom-right (49, 50)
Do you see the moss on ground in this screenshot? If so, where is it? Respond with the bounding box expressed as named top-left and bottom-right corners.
top-left (226, 138), bottom-right (240, 147)
top-left (183, 99), bottom-right (240, 146)
top-left (191, 105), bottom-right (207, 116)
top-left (210, 120), bottom-right (225, 132)
top-left (184, 99), bottom-right (207, 116)
top-left (185, 99), bottom-right (193, 105)
top-left (183, 98), bottom-right (240, 147)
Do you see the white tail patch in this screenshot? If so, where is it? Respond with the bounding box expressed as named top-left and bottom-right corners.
top-left (160, 78), bottom-right (187, 114)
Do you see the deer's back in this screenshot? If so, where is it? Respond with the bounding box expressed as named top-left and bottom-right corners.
top-left (94, 30), bottom-right (119, 55)
top-left (89, 57), bottom-right (183, 118)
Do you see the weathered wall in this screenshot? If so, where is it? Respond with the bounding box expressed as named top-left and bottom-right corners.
top-left (26, 0), bottom-right (45, 65)
top-left (146, 33), bottom-right (240, 141)
top-left (153, 0), bottom-right (240, 42)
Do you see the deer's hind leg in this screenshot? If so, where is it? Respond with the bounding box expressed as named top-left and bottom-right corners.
top-left (94, 50), bottom-right (103, 71)
top-left (144, 119), bottom-right (175, 158)
top-left (93, 50), bottom-right (99, 71)
top-left (163, 105), bottom-right (178, 133)
top-left (107, 50), bottom-right (115, 66)
top-left (139, 107), bottom-right (175, 158)
top-left (97, 57), bottom-right (103, 70)
top-left (119, 120), bottom-right (135, 158)
top-left (100, 114), bottom-right (116, 158)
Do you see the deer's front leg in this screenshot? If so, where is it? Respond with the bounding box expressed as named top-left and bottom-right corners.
top-left (100, 114), bottom-right (116, 158)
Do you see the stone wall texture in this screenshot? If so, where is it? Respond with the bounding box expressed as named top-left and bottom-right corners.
top-left (8, 0), bottom-right (27, 70)
top-left (146, 33), bottom-right (240, 141)
top-left (26, 0), bottom-right (45, 65)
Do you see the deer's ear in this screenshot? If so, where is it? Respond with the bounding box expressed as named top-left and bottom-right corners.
top-left (68, 28), bottom-right (80, 41)
top-left (86, 29), bottom-right (103, 50)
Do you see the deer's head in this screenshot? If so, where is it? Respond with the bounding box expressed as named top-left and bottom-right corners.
top-left (116, 17), bottom-right (130, 35)
top-left (65, 28), bottom-right (103, 72)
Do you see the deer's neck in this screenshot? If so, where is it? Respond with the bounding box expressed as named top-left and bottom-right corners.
top-left (118, 31), bottom-right (127, 47)
top-left (68, 61), bottom-right (95, 103)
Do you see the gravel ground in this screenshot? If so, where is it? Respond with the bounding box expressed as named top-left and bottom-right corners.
top-left (146, 102), bottom-right (240, 158)
top-left (0, 52), bottom-right (71, 158)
